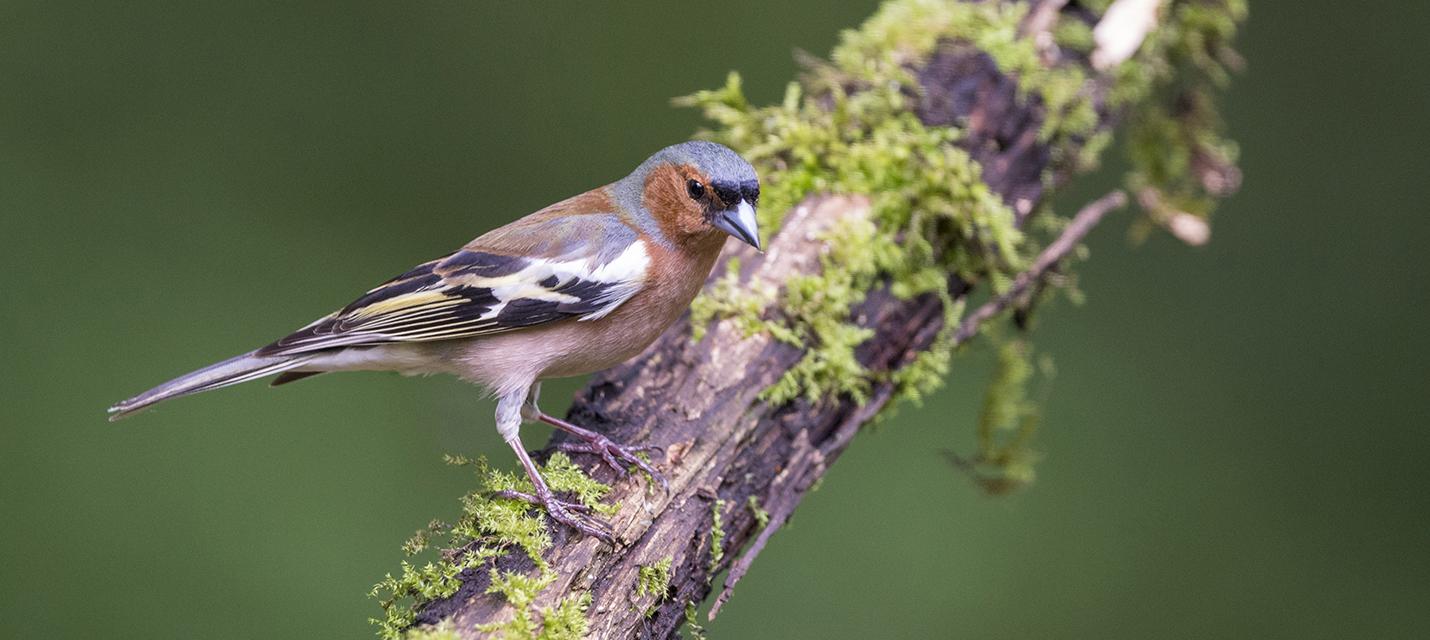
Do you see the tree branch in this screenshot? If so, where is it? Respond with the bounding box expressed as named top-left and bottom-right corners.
top-left (707, 188), bottom-right (1127, 620)
top-left (397, 1), bottom-right (1241, 637)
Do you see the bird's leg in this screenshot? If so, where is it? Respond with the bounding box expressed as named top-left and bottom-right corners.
top-left (542, 414), bottom-right (668, 490)
top-left (497, 436), bottom-right (614, 542)
top-left (491, 389), bottom-right (614, 542)
top-left (522, 383), bottom-right (667, 490)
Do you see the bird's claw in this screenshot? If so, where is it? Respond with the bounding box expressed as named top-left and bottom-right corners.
top-left (491, 489), bottom-right (614, 542)
top-left (557, 436), bottom-right (668, 491)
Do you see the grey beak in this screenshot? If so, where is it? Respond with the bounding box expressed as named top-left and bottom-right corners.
top-left (712, 200), bottom-right (761, 250)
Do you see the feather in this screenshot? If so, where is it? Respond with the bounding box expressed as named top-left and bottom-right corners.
top-left (271, 371), bottom-right (325, 386)
top-left (257, 212), bottom-right (650, 357)
top-left (108, 350), bottom-right (314, 420)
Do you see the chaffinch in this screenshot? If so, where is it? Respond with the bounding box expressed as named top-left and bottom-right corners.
top-left (109, 140), bottom-right (761, 541)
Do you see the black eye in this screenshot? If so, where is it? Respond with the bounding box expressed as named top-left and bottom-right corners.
top-left (687, 179), bottom-right (705, 200)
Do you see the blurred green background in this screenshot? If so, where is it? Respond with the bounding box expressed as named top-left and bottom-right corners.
top-left (3, 1), bottom-right (1426, 638)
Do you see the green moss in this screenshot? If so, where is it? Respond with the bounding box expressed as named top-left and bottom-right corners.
top-left (684, 602), bottom-right (709, 640)
top-left (401, 519), bottom-right (449, 557)
top-left (891, 294), bottom-right (965, 410)
top-left (679, 0), bottom-right (1136, 408)
top-left (369, 557), bottom-right (482, 639)
top-left (708, 499), bottom-right (727, 572)
top-left (635, 557), bottom-right (674, 617)
top-left (688, 256), bottom-right (775, 342)
top-left (529, 592), bottom-right (592, 640)
top-left (370, 453), bottom-right (611, 639)
top-left (759, 220), bottom-right (881, 406)
top-left (1035, 66), bottom-right (1099, 148)
top-left (1053, 18), bottom-right (1095, 54)
top-left (746, 495), bottom-right (770, 530)
top-left (840, 0), bottom-right (1101, 147)
top-left (475, 569), bottom-right (591, 640)
top-left (682, 72), bottom-right (1021, 406)
top-left (539, 453), bottom-right (618, 516)
top-left (833, 0), bottom-right (1027, 66)
top-left (680, 0), bottom-right (1241, 444)
top-left (637, 558), bottom-right (673, 599)
top-left (947, 338), bottom-right (1051, 496)
top-left (402, 621), bottom-right (461, 640)
top-left (980, 339), bottom-right (1037, 434)
top-left (373, 0), bottom-right (1245, 633)
top-left (1108, 0), bottom-right (1247, 237)
top-left (486, 569), bottom-right (557, 615)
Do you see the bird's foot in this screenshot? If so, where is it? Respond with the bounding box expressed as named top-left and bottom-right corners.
top-left (556, 435), bottom-right (668, 491)
top-left (492, 488), bottom-right (614, 543)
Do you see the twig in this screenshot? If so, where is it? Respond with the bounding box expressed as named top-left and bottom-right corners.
top-left (954, 191), bottom-right (1127, 344)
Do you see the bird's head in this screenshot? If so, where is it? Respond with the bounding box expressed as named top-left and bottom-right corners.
top-left (619, 141), bottom-right (761, 251)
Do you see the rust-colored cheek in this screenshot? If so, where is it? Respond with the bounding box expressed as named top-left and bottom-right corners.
top-left (642, 164), bottom-right (710, 241)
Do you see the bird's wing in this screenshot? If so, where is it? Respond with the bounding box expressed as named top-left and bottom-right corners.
top-left (256, 213), bottom-right (649, 356)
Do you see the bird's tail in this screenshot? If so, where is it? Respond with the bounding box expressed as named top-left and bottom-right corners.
top-left (107, 350), bottom-right (314, 421)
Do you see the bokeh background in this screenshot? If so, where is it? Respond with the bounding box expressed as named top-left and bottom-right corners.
top-left (3, 1), bottom-right (1426, 638)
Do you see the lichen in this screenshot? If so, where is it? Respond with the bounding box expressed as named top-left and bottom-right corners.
top-left (370, 453), bottom-right (611, 639)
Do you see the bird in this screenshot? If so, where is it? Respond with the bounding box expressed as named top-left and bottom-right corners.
top-left (108, 140), bottom-right (761, 542)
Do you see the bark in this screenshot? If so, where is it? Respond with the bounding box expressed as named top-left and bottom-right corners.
top-left (417, 1), bottom-right (1183, 637)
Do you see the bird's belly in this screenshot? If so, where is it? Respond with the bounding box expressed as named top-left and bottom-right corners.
top-left (535, 318), bottom-right (668, 379)
top-left (456, 293), bottom-right (692, 395)
top-left (536, 267), bottom-right (711, 379)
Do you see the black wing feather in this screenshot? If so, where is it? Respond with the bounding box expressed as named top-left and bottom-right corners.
top-left (256, 248), bottom-right (637, 356)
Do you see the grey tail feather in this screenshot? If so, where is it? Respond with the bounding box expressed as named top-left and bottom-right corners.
top-left (107, 350), bottom-right (314, 421)
top-left (271, 370), bottom-right (325, 387)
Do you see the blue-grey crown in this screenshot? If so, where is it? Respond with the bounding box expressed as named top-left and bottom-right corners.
top-left (654, 140), bottom-right (757, 185)
top-left (621, 140), bottom-right (757, 195)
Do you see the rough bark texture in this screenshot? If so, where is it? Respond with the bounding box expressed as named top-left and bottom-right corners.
top-left (420, 2), bottom-right (1150, 637)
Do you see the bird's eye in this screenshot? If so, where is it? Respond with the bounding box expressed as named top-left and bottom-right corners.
top-left (687, 179), bottom-right (705, 200)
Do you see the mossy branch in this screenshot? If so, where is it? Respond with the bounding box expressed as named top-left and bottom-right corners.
top-left (378, 1), bottom-right (1243, 638)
